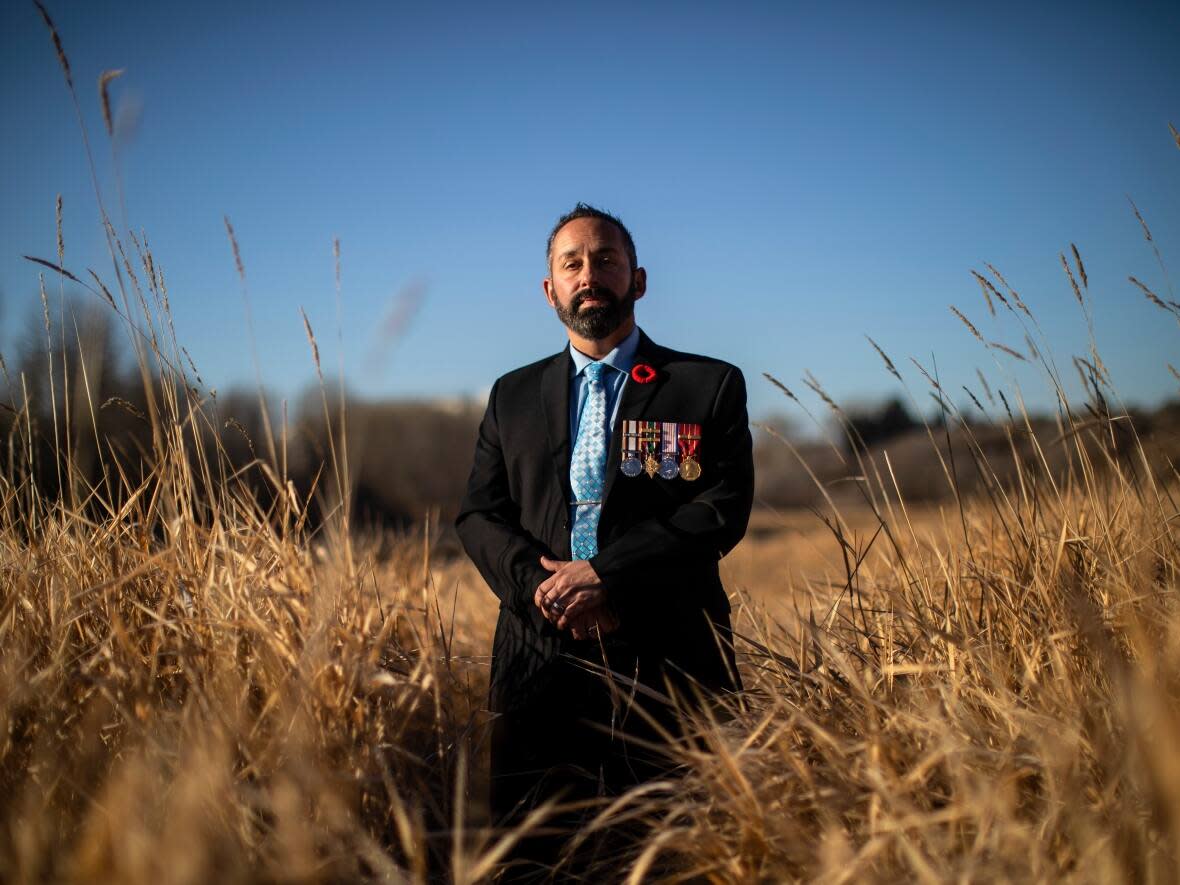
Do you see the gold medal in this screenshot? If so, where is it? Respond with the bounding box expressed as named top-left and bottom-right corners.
top-left (677, 423), bottom-right (702, 480)
top-left (644, 454), bottom-right (660, 478)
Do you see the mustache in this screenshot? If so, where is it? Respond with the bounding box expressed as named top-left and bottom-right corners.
top-left (571, 287), bottom-right (620, 311)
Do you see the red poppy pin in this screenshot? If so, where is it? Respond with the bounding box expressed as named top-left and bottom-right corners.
top-left (630, 363), bottom-right (658, 384)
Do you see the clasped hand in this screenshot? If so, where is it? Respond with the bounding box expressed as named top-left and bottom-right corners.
top-left (534, 557), bottom-right (619, 640)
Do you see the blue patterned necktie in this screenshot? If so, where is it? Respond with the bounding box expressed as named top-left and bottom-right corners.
top-left (570, 361), bottom-right (608, 559)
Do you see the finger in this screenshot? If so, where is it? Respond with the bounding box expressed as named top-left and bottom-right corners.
top-left (536, 574), bottom-right (558, 601)
top-left (546, 581), bottom-right (575, 604)
top-left (564, 588), bottom-right (602, 617)
top-left (538, 590), bottom-right (564, 617)
top-left (562, 600), bottom-right (588, 622)
top-left (541, 592), bottom-right (572, 622)
top-left (548, 572), bottom-right (577, 596)
top-left (539, 556), bottom-right (564, 573)
top-left (556, 607), bottom-right (581, 630)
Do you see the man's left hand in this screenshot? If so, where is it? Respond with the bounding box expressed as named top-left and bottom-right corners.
top-left (535, 557), bottom-right (606, 627)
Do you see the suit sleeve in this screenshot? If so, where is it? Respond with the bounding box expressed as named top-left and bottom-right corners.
top-left (454, 379), bottom-right (553, 616)
top-left (589, 366), bottom-right (754, 613)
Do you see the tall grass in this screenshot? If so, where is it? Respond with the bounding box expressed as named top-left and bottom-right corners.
top-left (623, 447), bottom-right (1180, 881)
top-left (4, 9), bottom-right (498, 882)
top-left (623, 236), bottom-right (1180, 881)
top-left (4, 6), bottom-right (1179, 881)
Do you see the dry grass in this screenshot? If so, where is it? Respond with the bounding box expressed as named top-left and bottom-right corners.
top-left (4, 9), bottom-right (1180, 882)
top-left (5, 363), bottom-right (1179, 883)
top-left (643, 480), bottom-right (1180, 881)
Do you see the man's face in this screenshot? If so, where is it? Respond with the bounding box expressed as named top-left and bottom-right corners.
top-left (543, 217), bottom-right (646, 341)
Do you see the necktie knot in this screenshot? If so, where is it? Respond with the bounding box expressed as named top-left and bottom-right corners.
top-left (584, 361), bottom-right (606, 385)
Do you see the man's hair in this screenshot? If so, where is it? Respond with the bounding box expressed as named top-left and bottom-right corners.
top-left (546, 203), bottom-right (638, 271)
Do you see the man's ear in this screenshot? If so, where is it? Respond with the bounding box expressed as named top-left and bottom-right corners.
top-left (542, 277), bottom-right (558, 308)
top-left (631, 267), bottom-right (647, 301)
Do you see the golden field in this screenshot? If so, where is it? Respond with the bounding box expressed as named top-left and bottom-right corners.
top-left (6, 382), bottom-right (1180, 882)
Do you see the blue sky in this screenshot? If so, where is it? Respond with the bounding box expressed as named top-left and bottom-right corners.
top-left (2, 0), bottom-right (1177, 426)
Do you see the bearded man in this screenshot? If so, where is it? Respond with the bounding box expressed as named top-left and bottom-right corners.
top-left (455, 203), bottom-right (754, 879)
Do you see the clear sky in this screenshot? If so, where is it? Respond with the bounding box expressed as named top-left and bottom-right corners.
top-left (2, 0), bottom-right (1178, 426)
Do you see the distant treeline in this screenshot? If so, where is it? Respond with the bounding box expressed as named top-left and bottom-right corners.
top-left (0, 298), bottom-right (481, 531)
top-left (758, 392), bottom-right (1180, 510)
top-left (3, 297), bottom-right (1177, 526)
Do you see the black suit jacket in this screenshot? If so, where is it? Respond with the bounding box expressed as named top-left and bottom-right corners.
top-left (455, 331), bottom-right (754, 713)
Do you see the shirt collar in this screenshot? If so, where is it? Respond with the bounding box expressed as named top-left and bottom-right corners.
top-left (569, 325), bottom-right (641, 377)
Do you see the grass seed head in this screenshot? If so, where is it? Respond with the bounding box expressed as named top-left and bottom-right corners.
top-left (99, 69), bottom-right (124, 137)
top-left (950, 305), bottom-right (983, 343)
top-left (865, 335), bottom-right (902, 382)
top-left (34, 1), bottom-right (73, 89)
top-left (1060, 252), bottom-right (1084, 306)
top-left (1071, 243), bottom-right (1088, 288)
top-left (224, 216), bottom-right (245, 281)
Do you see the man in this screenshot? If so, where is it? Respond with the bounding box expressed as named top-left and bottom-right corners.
top-left (455, 204), bottom-right (753, 876)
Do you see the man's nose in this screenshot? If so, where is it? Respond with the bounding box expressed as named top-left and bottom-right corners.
top-left (578, 260), bottom-right (599, 289)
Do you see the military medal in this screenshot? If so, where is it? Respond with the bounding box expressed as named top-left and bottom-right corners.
top-left (620, 419), bottom-right (643, 477)
top-left (678, 422), bottom-right (702, 481)
top-left (641, 420), bottom-right (660, 478)
top-left (659, 421), bottom-right (680, 479)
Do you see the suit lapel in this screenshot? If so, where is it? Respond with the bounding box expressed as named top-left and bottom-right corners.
top-left (540, 348), bottom-right (574, 505)
top-left (601, 331), bottom-right (667, 510)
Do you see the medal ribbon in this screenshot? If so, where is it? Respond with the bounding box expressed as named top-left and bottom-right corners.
top-left (661, 422), bottom-right (678, 460)
top-left (622, 419), bottom-right (639, 460)
top-left (677, 423), bottom-right (701, 461)
top-left (640, 421), bottom-right (659, 458)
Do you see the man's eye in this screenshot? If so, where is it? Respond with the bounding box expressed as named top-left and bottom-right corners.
top-left (564, 262), bottom-right (579, 270)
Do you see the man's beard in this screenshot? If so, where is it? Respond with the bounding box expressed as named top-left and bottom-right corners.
top-left (553, 281), bottom-right (637, 341)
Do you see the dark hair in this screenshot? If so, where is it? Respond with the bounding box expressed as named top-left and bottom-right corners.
top-left (546, 203), bottom-right (638, 271)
